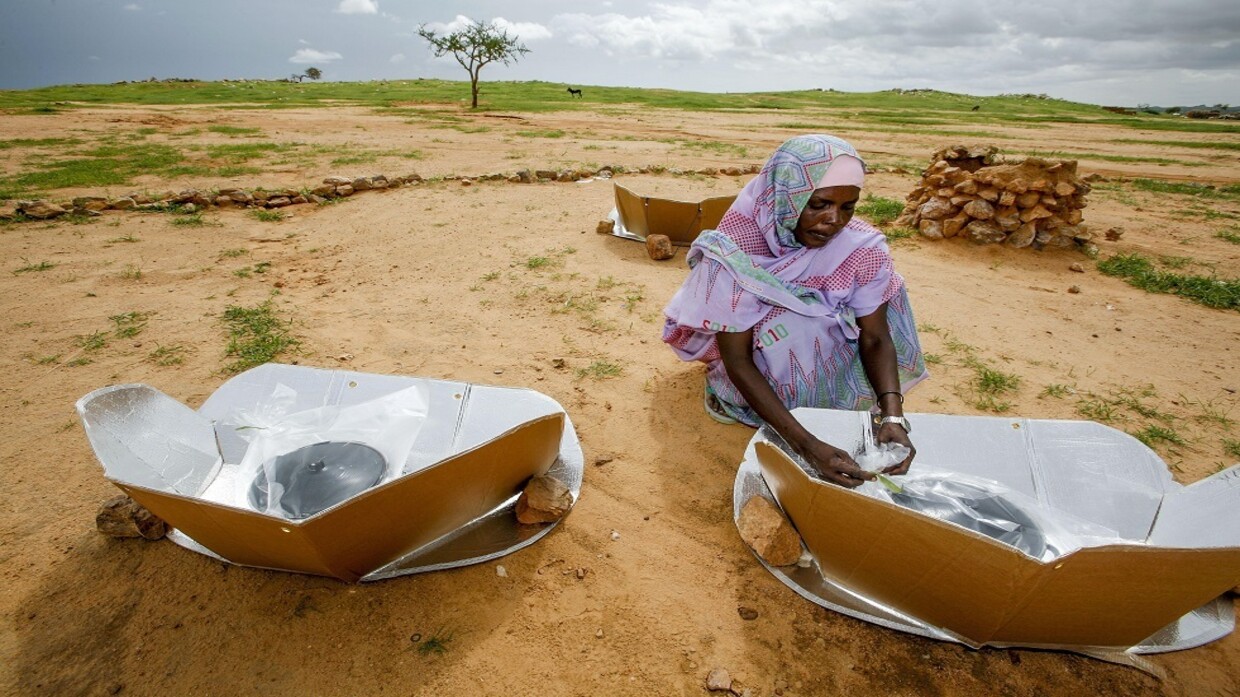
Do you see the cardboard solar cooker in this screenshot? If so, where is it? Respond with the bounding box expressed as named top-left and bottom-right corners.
top-left (606, 183), bottom-right (736, 246)
top-left (77, 363), bottom-right (583, 582)
top-left (732, 407), bottom-right (1240, 661)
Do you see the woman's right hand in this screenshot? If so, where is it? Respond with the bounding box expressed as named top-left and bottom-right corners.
top-left (797, 437), bottom-right (874, 488)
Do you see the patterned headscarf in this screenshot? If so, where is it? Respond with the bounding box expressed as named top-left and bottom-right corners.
top-left (737, 134), bottom-right (867, 253)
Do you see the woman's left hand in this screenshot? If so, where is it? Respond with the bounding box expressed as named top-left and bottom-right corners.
top-left (876, 422), bottom-right (916, 475)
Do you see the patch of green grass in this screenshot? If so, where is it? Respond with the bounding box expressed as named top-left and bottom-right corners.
top-left (33, 354), bottom-right (61, 365)
top-left (0, 142), bottom-right (184, 196)
top-left (515, 129), bottom-right (565, 139)
top-left (12, 260), bottom-right (55, 275)
top-left (524, 256), bottom-right (552, 270)
top-left (1223, 439), bottom-right (1240, 459)
top-left (219, 248), bottom-right (249, 259)
top-left (857, 194), bottom-right (905, 227)
top-left (1076, 397), bottom-right (1118, 422)
top-left (207, 125), bottom-right (262, 136)
top-left (1112, 138), bottom-right (1240, 152)
top-left (676, 139), bottom-right (748, 157)
top-left (110, 311), bottom-right (150, 338)
top-left (329, 152), bottom-right (379, 166)
top-left (172, 213), bottom-right (207, 227)
top-left (576, 360), bottom-right (622, 380)
top-left (1130, 178), bottom-right (1240, 200)
top-left (250, 209), bottom-right (284, 222)
top-left (120, 264), bottom-right (143, 280)
top-left (1040, 383), bottom-right (1074, 398)
top-left (973, 363), bottom-right (1021, 395)
top-left (148, 343), bottom-right (189, 366)
top-left (221, 299), bottom-right (299, 373)
top-left (109, 233), bottom-right (140, 243)
top-left (923, 353), bottom-right (943, 365)
top-left (1131, 424), bottom-right (1186, 448)
top-left (1216, 228), bottom-right (1240, 245)
top-left (1097, 253), bottom-right (1240, 310)
top-left (415, 629), bottom-right (453, 656)
top-left (77, 331), bottom-right (108, 352)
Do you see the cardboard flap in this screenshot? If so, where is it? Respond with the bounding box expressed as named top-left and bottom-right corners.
top-left (645, 198), bottom-right (703, 245)
top-left (118, 483), bottom-right (339, 577)
top-left (989, 545), bottom-right (1240, 646)
top-left (614, 184), bottom-right (648, 237)
top-left (120, 413), bottom-right (565, 582)
top-left (1148, 464), bottom-right (1240, 548)
top-left (302, 412), bottom-right (566, 580)
top-left (78, 384), bottom-right (222, 496)
top-left (699, 196), bottom-right (734, 232)
top-left (755, 442), bottom-right (1045, 644)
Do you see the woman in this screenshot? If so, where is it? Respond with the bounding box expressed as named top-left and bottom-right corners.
top-left (662, 134), bottom-right (927, 488)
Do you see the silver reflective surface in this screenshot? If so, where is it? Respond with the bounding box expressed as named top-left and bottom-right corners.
top-left (890, 479), bottom-right (1057, 560)
top-left (249, 441), bottom-right (386, 519)
top-left (736, 411), bottom-right (1236, 657)
top-left (80, 364), bottom-right (584, 581)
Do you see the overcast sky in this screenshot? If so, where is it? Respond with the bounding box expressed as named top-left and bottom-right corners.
top-left (1, 0), bottom-right (1237, 106)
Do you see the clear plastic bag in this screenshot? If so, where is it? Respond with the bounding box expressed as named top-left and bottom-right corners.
top-left (234, 384), bottom-right (430, 519)
top-left (859, 466), bottom-right (1124, 561)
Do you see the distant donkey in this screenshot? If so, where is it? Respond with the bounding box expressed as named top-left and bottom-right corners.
top-left (566, 87), bottom-right (583, 98)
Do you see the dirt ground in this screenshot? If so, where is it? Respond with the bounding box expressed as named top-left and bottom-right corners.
top-left (2, 103), bottom-right (1239, 696)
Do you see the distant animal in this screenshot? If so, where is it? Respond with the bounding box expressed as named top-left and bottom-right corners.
top-left (971, 105), bottom-right (980, 111)
top-left (567, 87), bottom-right (583, 98)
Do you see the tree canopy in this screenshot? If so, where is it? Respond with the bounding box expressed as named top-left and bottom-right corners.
top-left (418, 19), bottom-right (529, 109)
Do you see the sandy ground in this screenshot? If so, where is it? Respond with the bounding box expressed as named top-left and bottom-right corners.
top-left (2, 102), bottom-right (1239, 696)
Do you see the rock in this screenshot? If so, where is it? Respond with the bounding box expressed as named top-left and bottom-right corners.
top-left (953, 179), bottom-right (978, 195)
top-left (551, 357), bottom-right (566, 369)
top-left (1069, 262), bottom-right (1086, 273)
top-left (966, 220), bottom-right (1006, 244)
top-left (308, 194), bottom-right (328, 205)
top-left (738, 606), bottom-right (759, 620)
top-left (535, 169), bottom-right (558, 180)
top-left (460, 179), bottom-right (473, 187)
top-left (73, 196), bottom-right (108, 211)
top-left (214, 196), bottom-right (234, 208)
top-left (593, 453), bottom-right (615, 466)
top-left (335, 185), bottom-right (354, 197)
top-left (290, 195), bottom-right (307, 205)
top-left (917, 219), bottom-right (943, 239)
top-left (1068, 285), bottom-right (1082, 294)
top-left (18, 200), bottom-right (67, 219)
top-left (1105, 227), bottom-right (1124, 241)
top-left (1055, 182), bottom-right (1077, 196)
top-left (516, 169), bottom-right (535, 183)
top-left (998, 191), bottom-right (1016, 207)
top-left (646, 234), bottom-right (675, 261)
top-left (323, 176), bottom-right (351, 186)
top-left (610, 530), bottom-right (621, 541)
top-left (941, 213), bottom-right (970, 239)
top-left (182, 203), bottom-right (197, 214)
top-left (977, 187), bottom-right (1000, 202)
top-left (737, 496), bottom-right (802, 566)
top-left (515, 475), bottom-right (573, 524)
top-left (350, 177), bottom-right (372, 191)
top-left (170, 189), bottom-right (198, 204)
top-left (495, 565), bottom-right (507, 578)
top-left (312, 183), bottom-right (336, 197)
top-left (962, 199), bottom-right (995, 220)
top-left (267, 196), bottom-right (291, 208)
top-left (1019, 205), bottom-right (1053, 223)
top-left (1007, 223), bottom-right (1036, 248)
top-left (96, 495), bottom-right (167, 540)
top-left (1016, 191), bottom-right (1041, 208)
top-left (371, 175), bottom-right (389, 189)
top-left (917, 197), bottom-right (955, 220)
top-left (595, 219), bottom-right (616, 235)
top-left (706, 668), bottom-right (733, 692)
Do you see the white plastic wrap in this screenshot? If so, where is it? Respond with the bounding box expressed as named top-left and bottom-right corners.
top-left (216, 382), bottom-right (429, 518)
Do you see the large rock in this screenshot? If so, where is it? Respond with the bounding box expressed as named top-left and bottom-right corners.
top-left (942, 213), bottom-right (970, 238)
top-left (18, 200), bottom-right (67, 219)
top-left (918, 197), bottom-right (955, 220)
top-left (96, 495), bottom-right (167, 540)
top-left (73, 196), bottom-right (108, 211)
top-left (966, 220), bottom-right (1006, 244)
top-left (918, 219), bottom-right (943, 239)
top-left (515, 475), bottom-right (573, 524)
top-left (1007, 223), bottom-right (1037, 248)
top-left (596, 219), bottom-right (615, 235)
top-left (737, 496), bottom-right (802, 566)
top-left (646, 234), bottom-right (675, 260)
top-left (962, 199), bottom-right (995, 220)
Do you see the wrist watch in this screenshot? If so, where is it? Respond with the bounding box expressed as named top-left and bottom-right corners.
top-left (878, 415), bottom-right (911, 434)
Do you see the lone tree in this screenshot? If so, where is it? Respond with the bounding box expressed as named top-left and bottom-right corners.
top-left (418, 19), bottom-right (529, 109)
top-left (304, 67), bottom-right (322, 81)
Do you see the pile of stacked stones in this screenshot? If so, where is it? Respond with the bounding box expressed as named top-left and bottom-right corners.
top-left (895, 145), bottom-right (1093, 250)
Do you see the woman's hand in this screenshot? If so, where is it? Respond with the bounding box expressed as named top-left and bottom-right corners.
top-left (797, 437), bottom-right (874, 488)
top-left (875, 422), bottom-right (916, 475)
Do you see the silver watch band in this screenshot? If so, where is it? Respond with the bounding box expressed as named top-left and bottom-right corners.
top-left (879, 416), bottom-right (911, 434)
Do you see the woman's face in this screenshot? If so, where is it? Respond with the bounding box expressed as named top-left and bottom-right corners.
top-left (793, 185), bottom-right (860, 248)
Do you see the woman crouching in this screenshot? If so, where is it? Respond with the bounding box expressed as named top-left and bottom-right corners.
top-left (662, 134), bottom-right (928, 488)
